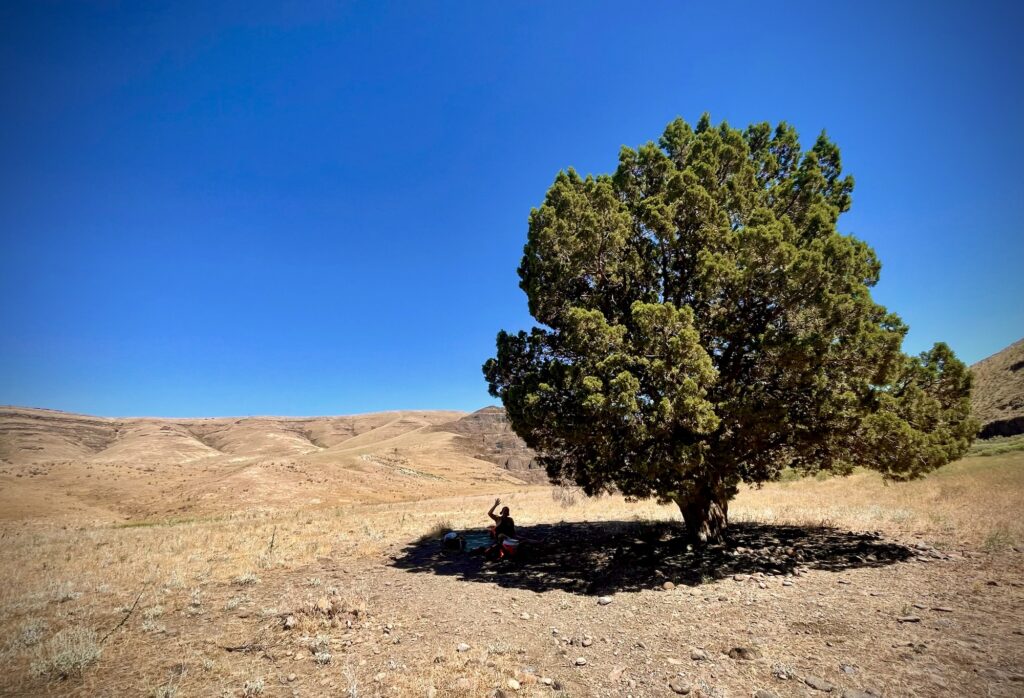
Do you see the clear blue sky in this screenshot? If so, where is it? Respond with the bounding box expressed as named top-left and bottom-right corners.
top-left (1, 2), bottom-right (1021, 417)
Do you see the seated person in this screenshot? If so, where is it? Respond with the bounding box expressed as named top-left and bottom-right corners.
top-left (486, 498), bottom-right (538, 560)
top-left (488, 498), bottom-right (516, 541)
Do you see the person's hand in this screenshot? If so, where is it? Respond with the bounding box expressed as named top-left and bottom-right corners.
top-left (494, 497), bottom-right (501, 506)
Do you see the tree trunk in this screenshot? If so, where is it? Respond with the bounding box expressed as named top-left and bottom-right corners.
top-left (677, 484), bottom-right (729, 544)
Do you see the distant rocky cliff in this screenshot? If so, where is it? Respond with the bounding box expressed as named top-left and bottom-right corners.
top-left (438, 407), bottom-right (548, 482)
top-left (971, 337), bottom-right (1024, 438)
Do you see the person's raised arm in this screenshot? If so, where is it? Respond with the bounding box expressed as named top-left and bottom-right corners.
top-left (488, 498), bottom-right (501, 522)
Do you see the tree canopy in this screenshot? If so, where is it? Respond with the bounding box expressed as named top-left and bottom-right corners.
top-left (483, 115), bottom-right (976, 542)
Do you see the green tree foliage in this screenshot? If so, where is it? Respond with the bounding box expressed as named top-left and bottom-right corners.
top-left (483, 115), bottom-right (976, 542)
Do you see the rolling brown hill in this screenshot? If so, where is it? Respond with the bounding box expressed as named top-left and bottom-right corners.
top-left (0, 405), bottom-right (545, 522)
top-left (971, 337), bottom-right (1024, 438)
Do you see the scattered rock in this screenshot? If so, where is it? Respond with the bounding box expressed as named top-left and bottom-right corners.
top-left (519, 612), bottom-right (531, 620)
top-left (804, 676), bottom-right (834, 692)
top-left (574, 657), bottom-right (587, 666)
top-left (932, 606), bottom-right (953, 613)
top-left (287, 674), bottom-right (296, 682)
top-left (734, 574), bottom-right (748, 582)
top-left (755, 690), bottom-right (780, 698)
top-left (896, 616), bottom-right (921, 623)
top-left (581, 637), bottom-right (593, 647)
top-left (669, 678), bottom-right (692, 694)
top-left (608, 667), bottom-right (623, 682)
top-left (841, 690), bottom-right (877, 698)
top-left (506, 678), bottom-right (521, 691)
top-left (782, 580), bottom-right (794, 587)
top-left (283, 615), bottom-right (297, 630)
top-left (456, 643), bottom-right (471, 652)
top-left (691, 648), bottom-right (709, 661)
top-left (663, 581), bottom-right (676, 590)
top-left (728, 647), bottom-right (761, 661)
top-left (840, 663), bottom-right (857, 674)
top-left (540, 677), bottom-right (552, 686)
top-left (315, 597), bottom-right (332, 614)
top-left (427, 688), bottom-right (437, 698)
top-left (455, 678), bottom-right (472, 691)
top-left (598, 596), bottom-right (613, 605)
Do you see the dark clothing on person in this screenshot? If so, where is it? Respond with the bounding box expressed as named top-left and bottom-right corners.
top-left (495, 516), bottom-right (516, 539)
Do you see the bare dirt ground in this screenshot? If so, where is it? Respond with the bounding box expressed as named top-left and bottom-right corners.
top-left (1, 443), bottom-right (1022, 697)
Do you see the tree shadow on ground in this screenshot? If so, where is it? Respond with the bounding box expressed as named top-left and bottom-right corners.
top-left (389, 520), bottom-right (915, 595)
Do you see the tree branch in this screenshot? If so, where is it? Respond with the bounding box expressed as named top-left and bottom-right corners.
top-left (100, 583), bottom-right (147, 644)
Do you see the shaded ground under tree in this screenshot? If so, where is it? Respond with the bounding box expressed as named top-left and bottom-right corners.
top-left (390, 520), bottom-right (916, 595)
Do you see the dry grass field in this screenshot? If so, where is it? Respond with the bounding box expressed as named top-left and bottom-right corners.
top-left (0, 441), bottom-right (1022, 697)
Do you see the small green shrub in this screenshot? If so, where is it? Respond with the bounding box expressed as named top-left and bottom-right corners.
top-left (232, 572), bottom-right (260, 586)
top-left (17, 619), bottom-right (47, 649)
top-left (242, 677), bottom-right (265, 696)
top-left (415, 520), bottom-right (452, 544)
top-left (982, 527), bottom-right (1015, 552)
top-left (31, 626), bottom-right (101, 680)
top-left (968, 434), bottom-right (1024, 457)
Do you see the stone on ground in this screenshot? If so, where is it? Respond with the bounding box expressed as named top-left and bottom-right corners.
top-left (804, 675), bottom-right (835, 692)
top-left (669, 678), bottom-right (692, 694)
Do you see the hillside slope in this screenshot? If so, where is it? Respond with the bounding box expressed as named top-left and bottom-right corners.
top-left (437, 406), bottom-right (546, 482)
top-left (0, 406), bottom-right (542, 521)
top-left (971, 337), bottom-right (1024, 438)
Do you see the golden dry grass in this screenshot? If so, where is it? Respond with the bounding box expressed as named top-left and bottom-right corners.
top-left (732, 452), bottom-right (1024, 550)
top-left (0, 451), bottom-right (1021, 696)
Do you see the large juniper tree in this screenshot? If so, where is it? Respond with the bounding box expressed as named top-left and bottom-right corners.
top-left (483, 115), bottom-right (976, 543)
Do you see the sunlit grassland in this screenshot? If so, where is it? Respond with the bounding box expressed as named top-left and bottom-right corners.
top-left (0, 449), bottom-right (1020, 694)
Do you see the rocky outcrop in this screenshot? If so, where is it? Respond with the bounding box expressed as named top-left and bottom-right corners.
top-left (978, 415), bottom-right (1024, 439)
top-left (971, 338), bottom-right (1024, 438)
top-left (439, 407), bottom-right (547, 482)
